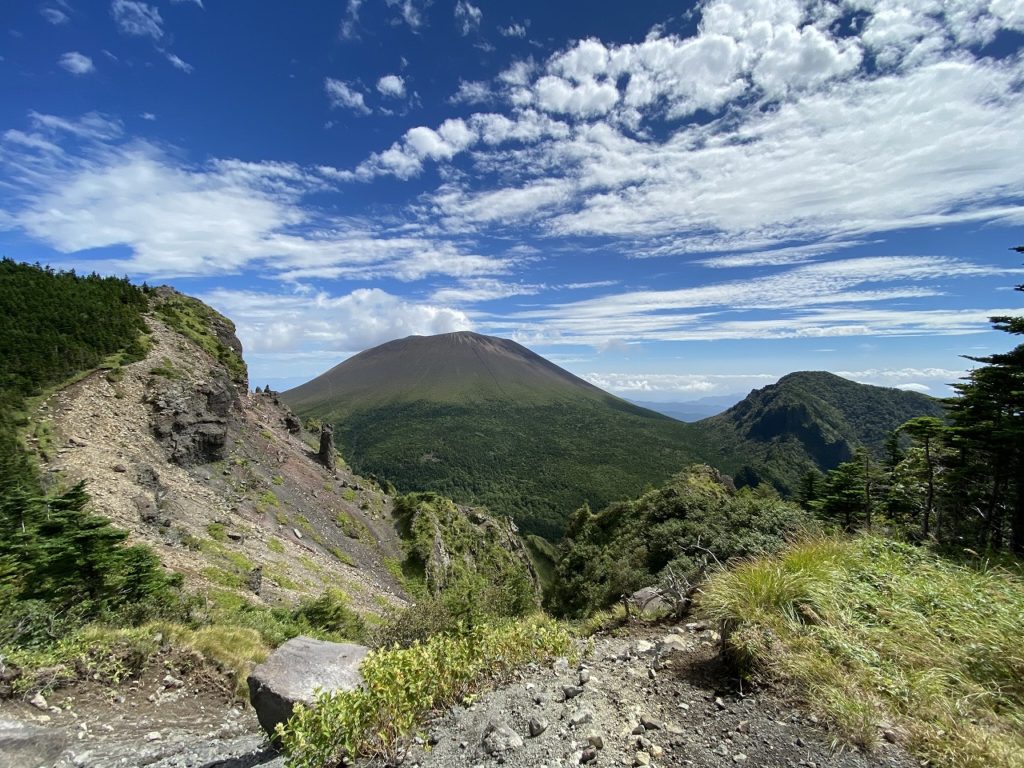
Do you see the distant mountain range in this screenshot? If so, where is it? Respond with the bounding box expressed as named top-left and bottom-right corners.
top-left (630, 395), bottom-right (743, 422)
top-left (284, 333), bottom-right (945, 538)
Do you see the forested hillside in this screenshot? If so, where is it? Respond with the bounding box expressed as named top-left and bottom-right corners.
top-left (0, 259), bottom-right (150, 490)
top-left (697, 371), bottom-right (946, 493)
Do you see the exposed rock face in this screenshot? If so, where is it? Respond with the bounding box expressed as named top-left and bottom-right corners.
top-left (0, 718), bottom-right (67, 768)
top-left (247, 636), bottom-right (369, 739)
top-left (148, 375), bottom-right (238, 466)
top-left (318, 424), bottom-right (336, 471)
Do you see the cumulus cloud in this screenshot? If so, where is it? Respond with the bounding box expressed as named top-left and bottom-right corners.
top-left (455, 1), bottom-right (483, 35)
top-left (110, 0), bottom-right (163, 40)
top-left (376, 74), bottom-right (406, 98)
top-left (499, 22), bottom-right (527, 38)
top-left (59, 52), bottom-right (94, 75)
top-left (325, 78), bottom-right (371, 114)
top-left (449, 79), bottom-right (493, 104)
top-left (385, 0), bottom-right (426, 31)
top-left (202, 287), bottom-right (472, 357)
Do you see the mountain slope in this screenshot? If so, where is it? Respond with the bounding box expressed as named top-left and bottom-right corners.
top-left (696, 371), bottom-right (947, 491)
top-left (284, 332), bottom-right (704, 538)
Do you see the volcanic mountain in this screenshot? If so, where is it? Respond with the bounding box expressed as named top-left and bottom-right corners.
top-left (283, 332), bottom-right (704, 538)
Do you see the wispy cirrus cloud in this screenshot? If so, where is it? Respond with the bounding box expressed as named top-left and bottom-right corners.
top-left (59, 52), bottom-right (94, 75)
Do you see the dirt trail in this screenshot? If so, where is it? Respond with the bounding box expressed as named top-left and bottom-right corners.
top-left (3, 619), bottom-right (918, 768)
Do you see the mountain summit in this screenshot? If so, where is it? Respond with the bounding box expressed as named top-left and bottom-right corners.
top-left (283, 332), bottom-right (701, 538)
top-left (284, 331), bottom-right (612, 411)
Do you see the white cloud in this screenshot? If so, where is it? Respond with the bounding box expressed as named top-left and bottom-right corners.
top-left (499, 22), bottom-right (527, 38)
top-left (385, 0), bottom-right (426, 31)
top-left (165, 52), bottom-right (193, 73)
top-left (42, 8), bottom-right (70, 24)
top-left (449, 79), bottom-right (493, 104)
top-left (0, 123), bottom-right (514, 282)
top-left (110, 0), bottom-right (164, 40)
top-left (376, 74), bottom-right (406, 98)
top-left (59, 52), bottom-right (94, 75)
top-left (140, 112), bottom-right (157, 121)
top-left (430, 278), bottom-right (542, 303)
top-left (325, 78), bottom-right (371, 114)
top-left (171, 0), bottom-right (204, 7)
top-left (202, 287), bottom-right (472, 356)
top-left (455, 1), bottom-right (482, 35)
top-left (895, 382), bottom-right (931, 392)
top-left (340, 0), bottom-right (363, 39)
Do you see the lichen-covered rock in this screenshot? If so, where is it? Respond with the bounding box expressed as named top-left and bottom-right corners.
top-left (247, 636), bottom-right (369, 739)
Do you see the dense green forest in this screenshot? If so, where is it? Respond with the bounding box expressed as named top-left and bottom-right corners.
top-left (336, 399), bottom-right (705, 539)
top-left (0, 258), bottom-right (150, 490)
top-left (550, 464), bottom-right (809, 616)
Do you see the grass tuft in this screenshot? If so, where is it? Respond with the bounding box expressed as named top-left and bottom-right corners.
top-left (699, 535), bottom-right (1024, 768)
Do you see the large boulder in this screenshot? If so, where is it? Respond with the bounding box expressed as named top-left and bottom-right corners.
top-left (247, 636), bottom-right (369, 739)
top-left (0, 718), bottom-right (67, 768)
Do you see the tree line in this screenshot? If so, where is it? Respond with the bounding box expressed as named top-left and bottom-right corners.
top-left (802, 247), bottom-right (1023, 556)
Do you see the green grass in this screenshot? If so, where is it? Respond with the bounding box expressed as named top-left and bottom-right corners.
top-left (267, 537), bottom-right (285, 554)
top-left (699, 535), bottom-right (1024, 768)
top-left (207, 522), bottom-right (228, 541)
top-left (152, 291), bottom-right (247, 384)
top-left (278, 615), bottom-right (574, 767)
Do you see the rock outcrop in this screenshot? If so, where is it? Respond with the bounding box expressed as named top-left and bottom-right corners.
top-left (318, 424), bottom-right (336, 471)
top-left (247, 636), bottom-right (369, 739)
top-left (0, 718), bottom-right (67, 768)
top-left (148, 375), bottom-right (238, 466)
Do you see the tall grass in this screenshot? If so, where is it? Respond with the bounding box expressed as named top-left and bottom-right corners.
top-left (699, 535), bottom-right (1024, 768)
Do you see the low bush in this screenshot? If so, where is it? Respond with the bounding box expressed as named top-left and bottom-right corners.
top-left (278, 615), bottom-right (574, 767)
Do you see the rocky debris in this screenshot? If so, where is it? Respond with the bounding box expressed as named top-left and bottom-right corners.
top-left (247, 566), bottom-right (263, 595)
top-left (247, 636), bottom-right (369, 739)
top-left (283, 412), bottom-right (302, 434)
top-left (0, 718), bottom-right (68, 768)
top-left (528, 717), bottom-right (548, 737)
top-left (29, 693), bottom-right (48, 711)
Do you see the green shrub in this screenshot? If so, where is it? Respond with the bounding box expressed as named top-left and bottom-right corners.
top-left (267, 537), bottom-right (285, 554)
top-left (294, 589), bottom-right (365, 641)
top-left (206, 522), bottom-right (227, 541)
top-left (278, 615), bottom-right (573, 766)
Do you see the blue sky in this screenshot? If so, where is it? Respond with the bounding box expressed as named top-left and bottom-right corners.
top-left (1, 0), bottom-right (1022, 401)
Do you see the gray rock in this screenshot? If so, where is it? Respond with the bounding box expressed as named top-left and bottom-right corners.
top-left (528, 717), bottom-right (549, 737)
top-left (29, 692), bottom-right (48, 710)
top-left (482, 722), bottom-right (523, 754)
top-left (562, 685), bottom-right (584, 700)
top-left (552, 657), bottom-right (570, 675)
top-left (640, 715), bottom-right (663, 731)
top-left (0, 718), bottom-right (67, 768)
top-left (580, 745), bottom-right (598, 763)
top-left (318, 425), bottom-right (336, 471)
top-left (247, 636), bottom-right (369, 739)
top-left (569, 709), bottom-right (594, 727)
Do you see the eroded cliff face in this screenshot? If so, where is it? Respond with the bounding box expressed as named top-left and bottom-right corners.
top-left (30, 294), bottom-right (408, 617)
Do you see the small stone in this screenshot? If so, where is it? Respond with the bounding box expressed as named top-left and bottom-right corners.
top-left (292, 528), bottom-right (303, 539)
top-left (163, 675), bottom-right (184, 689)
top-left (580, 746), bottom-right (598, 764)
top-left (795, 737), bottom-right (805, 747)
top-left (529, 717), bottom-right (549, 737)
top-left (482, 722), bottom-right (523, 754)
top-left (569, 709), bottom-right (594, 727)
top-left (648, 668), bottom-right (657, 680)
top-left (714, 697), bottom-right (727, 710)
top-left (145, 731), bottom-right (162, 741)
top-left (579, 669), bottom-right (591, 685)
top-left (736, 720), bottom-right (750, 734)
top-left (714, 743), bottom-right (729, 756)
top-left (636, 736), bottom-right (652, 751)
top-left (631, 724), bottom-right (645, 735)
top-left (29, 693), bottom-right (48, 711)
top-left (640, 715), bottom-right (663, 731)
top-left (635, 640), bottom-right (655, 655)
top-left (563, 685), bottom-right (585, 700)
top-left (650, 745), bottom-right (664, 759)
top-left (586, 732), bottom-right (604, 750)
top-left (883, 729), bottom-right (898, 744)
top-left (733, 754), bottom-right (748, 763)
top-left (553, 657), bottom-right (570, 674)
top-left (634, 751), bottom-right (651, 766)
top-left (112, 464), bottom-right (128, 473)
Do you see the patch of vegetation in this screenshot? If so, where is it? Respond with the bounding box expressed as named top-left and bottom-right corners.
top-left (148, 358), bottom-right (182, 379)
top-left (342, 488), bottom-right (357, 502)
top-left (267, 537), bottom-right (285, 554)
top-left (550, 465), bottom-right (811, 617)
top-left (372, 493), bottom-right (539, 647)
top-left (328, 546), bottom-right (355, 566)
top-left (151, 289), bottom-right (247, 385)
top-left (260, 491), bottom-right (280, 508)
top-left (206, 522), bottom-right (228, 542)
top-left (278, 615), bottom-right (573, 766)
top-left (700, 536), bottom-right (1024, 767)
top-left (335, 510), bottom-right (367, 539)
top-left (272, 475), bottom-right (284, 486)
top-left (260, 429), bottom-right (274, 440)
